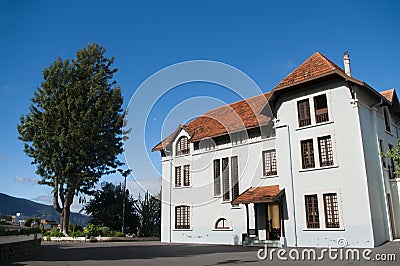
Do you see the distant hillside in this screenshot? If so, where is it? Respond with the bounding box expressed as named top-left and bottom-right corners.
top-left (0, 193), bottom-right (88, 226)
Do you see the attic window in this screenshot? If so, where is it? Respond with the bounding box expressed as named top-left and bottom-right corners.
top-left (176, 136), bottom-right (190, 155)
top-left (384, 108), bottom-right (391, 133)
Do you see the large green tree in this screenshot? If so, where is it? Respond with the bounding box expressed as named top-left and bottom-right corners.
top-left (84, 182), bottom-right (139, 232)
top-left (18, 43), bottom-right (124, 235)
top-left (134, 191), bottom-right (161, 237)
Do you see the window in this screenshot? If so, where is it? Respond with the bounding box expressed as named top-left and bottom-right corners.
top-left (323, 193), bottom-right (340, 228)
top-left (384, 109), bottom-right (391, 133)
top-left (175, 166), bottom-right (181, 187)
top-left (379, 139), bottom-right (386, 168)
top-left (215, 218), bottom-right (230, 230)
top-left (175, 206), bottom-right (190, 229)
top-left (214, 156), bottom-right (239, 202)
top-left (231, 156), bottom-right (239, 202)
top-left (298, 99), bottom-right (311, 127)
top-left (314, 94), bottom-right (329, 123)
top-left (183, 165), bottom-right (190, 186)
top-left (213, 160), bottom-right (221, 196)
top-left (176, 136), bottom-right (190, 155)
top-left (263, 150), bottom-right (277, 176)
top-left (222, 158), bottom-right (230, 201)
top-left (301, 139), bottom-right (315, 169)
top-left (305, 195), bottom-right (320, 228)
top-left (318, 136), bottom-right (334, 166)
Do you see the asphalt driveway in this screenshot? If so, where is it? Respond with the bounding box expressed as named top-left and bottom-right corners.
top-left (6, 241), bottom-right (400, 265)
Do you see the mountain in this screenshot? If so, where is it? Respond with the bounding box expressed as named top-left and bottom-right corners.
top-left (0, 193), bottom-right (88, 226)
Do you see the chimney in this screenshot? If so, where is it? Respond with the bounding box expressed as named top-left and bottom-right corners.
top-left (343, 51), bottom-right (351, 77)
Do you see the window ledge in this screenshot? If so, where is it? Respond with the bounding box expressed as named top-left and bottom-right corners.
top-left (174, 185), bottom-right (192, 189)
top-left (303, 228), bottom-right (345, 231)
top-left (213, 228), bottom-right (233, 231)
top-left (299, 165), bottom-right (339, 173)
top-left (261, 175), bottom-right (279, 179)
top-left (296, 120), bottom-right (334, 131)
top-left (389, 178), bottom-right (400, 182)
top-left (174, 154), bottom-right (191, 159)
top-left (173, 228), bottom-right (193, 231)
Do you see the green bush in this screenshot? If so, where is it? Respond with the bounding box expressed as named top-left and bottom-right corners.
top-left (136, 229), bottom-right (141, 237)
top-left (114, 231), bottom-right (124, 237)
top-left (49, 227), bottom-right (64, 237)
top-left (98, 226), bottom-right (111, 236)
top-left (70, 230), bottom-right (85, 238)
top-left (84, 224), bottom-right (99, 237)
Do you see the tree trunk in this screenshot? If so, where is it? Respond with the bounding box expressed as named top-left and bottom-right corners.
top-left (62, 206), bottom-right (71, 235)
top-left (59, 210), bottom-right (64, 233)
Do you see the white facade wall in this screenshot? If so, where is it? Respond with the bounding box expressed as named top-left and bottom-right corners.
top-left (158, 79), bottom-right (399, 248)
top-left (274, 81), bottom-right (375, 247)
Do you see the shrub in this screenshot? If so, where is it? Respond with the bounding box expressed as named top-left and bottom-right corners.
top-left (114, 231), bottom-right (124, 237)
top-left (49, 227), bottom-right (64, 237)
top-left (70, 230), bottom-right (85, 238)
top-left (84, 224), bottom-right (99, 237)
top-left (98, 226), bottom-right (111, 236)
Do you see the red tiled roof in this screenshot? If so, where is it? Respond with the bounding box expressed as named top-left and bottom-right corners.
top-left (380, 89), bottom-right (394, 102)
top-left (231, 185), bottom-right (284, 205)
top-left (273, 52), bottom-right (349, 90)
top-left (152, 92), bottom-right (271, 151)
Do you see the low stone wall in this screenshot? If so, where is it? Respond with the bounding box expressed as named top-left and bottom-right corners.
top-left (43, 236), bottom-right (160, 242)
top-left (0, 235), bottom-right (41, 262)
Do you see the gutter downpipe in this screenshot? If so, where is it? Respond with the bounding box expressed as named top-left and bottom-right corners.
top-left (276, 122), bottom-right (297, 246)
top-left (169, 154), bottom-right (173, 243)
top-left (286, 124), bottom-right (298, 247)
top-left (370, 98), bottom-right (393, 240)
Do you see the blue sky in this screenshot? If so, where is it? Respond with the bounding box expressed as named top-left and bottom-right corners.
top-left (0, 0), bottom-right (399, 213)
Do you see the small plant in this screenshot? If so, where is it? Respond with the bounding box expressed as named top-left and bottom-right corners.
top-left (70, 230), bottom-right (85, 238)
top-left (99, 226), bottom-right (111, 236)
top-left (84, 224), bottom-right (99, 237)
top-left (49, 227), bottom-right (64, 237)
top-left (114, 231), bottom-right (124, 237)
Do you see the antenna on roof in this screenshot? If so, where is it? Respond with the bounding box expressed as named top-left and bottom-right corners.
top-left (343, 51), bottom-right (351, 77)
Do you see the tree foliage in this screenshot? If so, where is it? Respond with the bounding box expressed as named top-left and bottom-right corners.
top-left (18, 43), bottom-right (125, 234)
top-left (383, 139), bottom-right (400, 178)
top-left (84, 182), bottom-right (139, 232)
top-left (134, 191), bottom-right (161, 237)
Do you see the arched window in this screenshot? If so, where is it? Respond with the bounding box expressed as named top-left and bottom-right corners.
top-left (215, 218), bottom-right (231, 230)
top-left (384, 108), bottom-right (391, 133)
top-left (176, 136), bottom-right (190, 155)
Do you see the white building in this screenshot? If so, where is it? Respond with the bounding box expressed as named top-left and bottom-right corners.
top-left (152, 52), bottom-right (400, 248)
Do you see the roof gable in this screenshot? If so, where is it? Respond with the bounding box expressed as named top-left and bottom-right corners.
top-left (152, 92), bottom-right (272, 151)
top-left (273, 52), bottom-right (345, 90)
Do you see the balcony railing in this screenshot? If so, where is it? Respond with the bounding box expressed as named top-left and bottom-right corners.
top-left (315, 108), bottom-right (329, 123)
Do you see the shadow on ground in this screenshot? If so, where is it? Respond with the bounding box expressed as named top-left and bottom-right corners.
top-left (9, 242), bottom-right (258, 264)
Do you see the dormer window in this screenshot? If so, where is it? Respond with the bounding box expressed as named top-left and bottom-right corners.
top-left (314, 94), bottom-right (329, 123)
top-left (176, 136), bottom-right (190, 156)
top-left (384, 108), bottom-right (391, 133)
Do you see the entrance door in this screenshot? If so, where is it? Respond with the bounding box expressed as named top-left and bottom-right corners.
top-left (267, 202), bottom-right (281, 240)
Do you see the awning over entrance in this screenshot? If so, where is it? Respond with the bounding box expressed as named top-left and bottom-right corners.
top-left (231, 185), bottom-right (284, 205)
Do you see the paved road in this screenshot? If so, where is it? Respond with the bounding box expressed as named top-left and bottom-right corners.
top-left (6, 241), bottom-right (400, 265)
